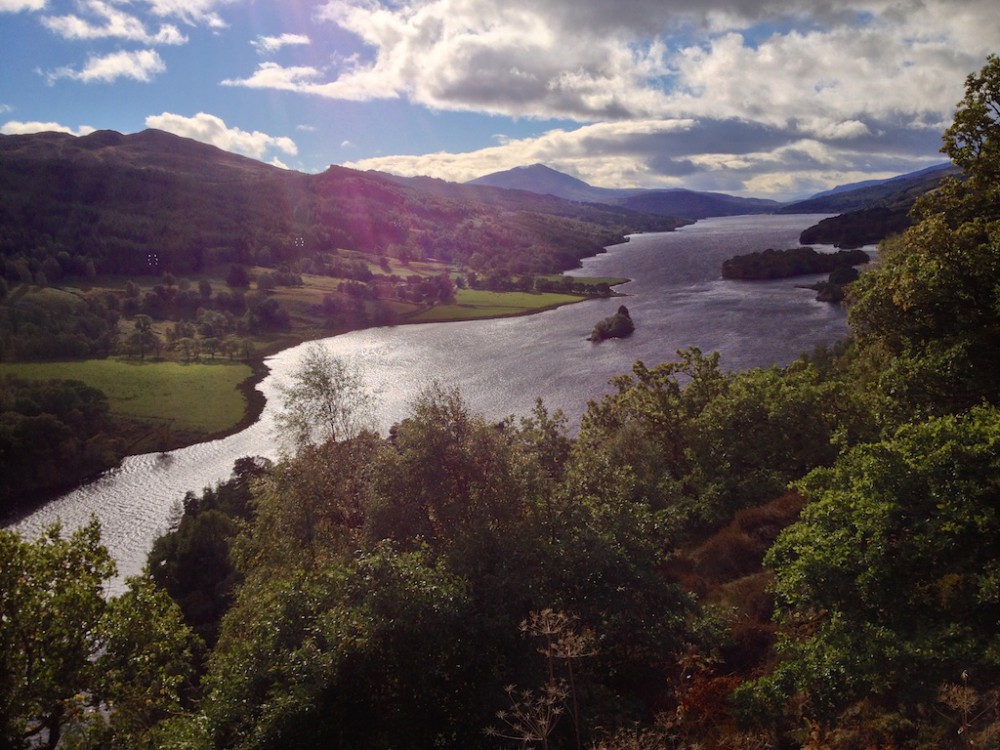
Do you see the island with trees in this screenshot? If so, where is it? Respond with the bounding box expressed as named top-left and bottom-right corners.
top-left (721, 245), bottom-right (871, 302)
top-left (721, 246), bottom-right (870, 280)
top-left (3, 53), bottom-right (1000, 750)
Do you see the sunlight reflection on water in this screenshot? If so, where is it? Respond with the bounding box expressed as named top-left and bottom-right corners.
top-left (9, 214), bottom-right (862, 593)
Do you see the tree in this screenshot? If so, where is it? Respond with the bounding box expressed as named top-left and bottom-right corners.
top-left (82, 577), bottom-right (203, 749)
top-left (0, 521), bottom-right (114, 750)
top-left (746, 406), bottom-right (1000, 730)
top-left (1, 522), bottom-right (201, 750)
top-left (203, 543), bottom-right (479, 750)
top-left (941, 54), bottom-right (1000, 188)
top-left (273, 343), bottom-right (379, 451)
top-left (127, 314), bottom-right (159, 360)
top-left (226, 264), bottom-right (251, 289)
top-left (848, 55), bottom-right (1000, 417)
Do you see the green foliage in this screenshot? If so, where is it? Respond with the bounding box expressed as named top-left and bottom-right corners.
top-left (273, 343), bottom-right (379, 451)
top-left (0, 287), bottom-right (119, 362)
top-left (148, 456), bottom-right (270, 646)
top-left (577, 349), bottom-right (871, 541)
top-left (1, 521), bottom-right (201, 750)
top-left (721, 246), bottom-right (870, 280)
top-left (747, 407), bottom-right (1000, 724)
top-left (0, 376), bottom-right (123, 514)
top-left (848, 54), bottom-right (1000, 418)
top-left (80, 577), bottom-right (203, 750)
top-left (0, 520), bottom-right (114, 750)
top-left (204, 544), bottom-right (479, 750)
top-left (185, 386), bottom-right (696, 749)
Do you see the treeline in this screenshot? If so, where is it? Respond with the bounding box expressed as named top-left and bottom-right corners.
top-left (798, 205), bottom-right (912, 248)
top-left (0, 286), bottom-right (119, 361)
top-left (4, 56), bottom-right (1000, 750)
top-left (0, 376), bottom-right (124, 516)
top-left (0, 270), bottom-right (294, 363)
top-left (721, 246), bottom-right (870, 280)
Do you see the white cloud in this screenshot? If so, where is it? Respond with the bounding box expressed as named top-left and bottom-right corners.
top-left (47, 49), bottom-right (166, 83)
top-left (305, 0), bottom-right (996, 197)
top-left (0, 0), bottom-right (45, 11)
top-left (299, 0), bottom-right (997, 125)
top-left (221, 60), bottom-right (402, 100)
top-left (145, 111), bottom-right (298, 160)
top-left (141, 0), bottom-right (232, 28)
top-left (252, 33), bottom-right (310, 54)
top-left (0, 104), bottom-right (14, 114)
top-left (1, 120), bottom-right (96, 136)
top-left (342, 115), bottom-right (945, 200)
top-left (42, 0), bottom-right (187, 44)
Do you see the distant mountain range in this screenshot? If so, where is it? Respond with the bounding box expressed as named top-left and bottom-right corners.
top-left (783, 162), bottom-right (961, 247)
top-left (466, 162), bottom-right (959, 222)
top-left (467, 164), bottom-right (782, 219)
top-left (779, 162), bottom-right (959, 214)
top-left (467, 161), bottom-right (961, 244)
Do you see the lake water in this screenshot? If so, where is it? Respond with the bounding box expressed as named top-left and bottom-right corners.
top-left (8, 214), bottom-right (855, 594)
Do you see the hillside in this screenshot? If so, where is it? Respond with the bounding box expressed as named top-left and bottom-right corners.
top-left (0, 129), bottom-right (684, 280)
top-left (780, 162), bottom-right (961, 246)
top-left (784, 162), bottom-right (958, 212)
top-left (467, 163), bottom-right (782, 218)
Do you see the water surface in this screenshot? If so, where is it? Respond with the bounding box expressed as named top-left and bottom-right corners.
top-left (9, 214), bottom-right (855, 593)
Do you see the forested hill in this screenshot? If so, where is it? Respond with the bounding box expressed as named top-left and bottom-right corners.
top-left (0, 129), bottom-right (684, 279)
top-left (781, 162), bottom-right (962, 247)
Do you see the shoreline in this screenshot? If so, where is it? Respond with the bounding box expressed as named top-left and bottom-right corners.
top-left (157, 283), bottom-right (633, 454)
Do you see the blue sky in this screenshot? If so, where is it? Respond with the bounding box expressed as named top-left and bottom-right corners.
top-left (1, 0), bottom-right (996, 200)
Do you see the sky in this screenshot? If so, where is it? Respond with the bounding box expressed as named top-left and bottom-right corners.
top-left (1, 0), bottom-right (997, 200)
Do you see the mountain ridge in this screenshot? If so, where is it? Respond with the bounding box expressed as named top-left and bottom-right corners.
top-left (467, 163), bottom-right (782, 219)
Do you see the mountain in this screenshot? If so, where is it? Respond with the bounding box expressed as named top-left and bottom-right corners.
top-left (467, 163), bottom-right (623, 203)
top-left (0, 130), bottom-right (685, 279)
top-left (780, 162), bottom-right (959, 214)
top-left (784, 163), bottom-right (962, 247)
top-left (468, 164), bottom-right (782, 219)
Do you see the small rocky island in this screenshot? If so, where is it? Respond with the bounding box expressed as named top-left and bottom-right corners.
top-left (589, 305), bottom-right (635, 341)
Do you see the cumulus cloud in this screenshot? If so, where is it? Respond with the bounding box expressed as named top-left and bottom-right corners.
top-left (47, 49), bottom-right (166, 83)
top-left (42, 0), bottom-right (187, 44)
top-left (296, 0), bottom-right (997, 124)
top-left (344, 115), bottom-right (945, 200)
top-left (307, 0), bottom-right (995, 197)
top-left (252, 33), bottom-right (310, 54)
top-left (1, 120), bottom-right (96, 136)
top-left (145, 111), bottom-right (298, 160)
top-left (0, 0), bottom-right (44, 10)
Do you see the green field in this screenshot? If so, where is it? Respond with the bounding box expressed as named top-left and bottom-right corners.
top-left (410, 289), bottom-right (585, 322)
top-left (0, 359), bottom-right (253, 436)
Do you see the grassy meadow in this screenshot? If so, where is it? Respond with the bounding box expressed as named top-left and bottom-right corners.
top-left (410, 288), bottom-right (585, 322)
top-left (0, 359), bottom-right (254, 448)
